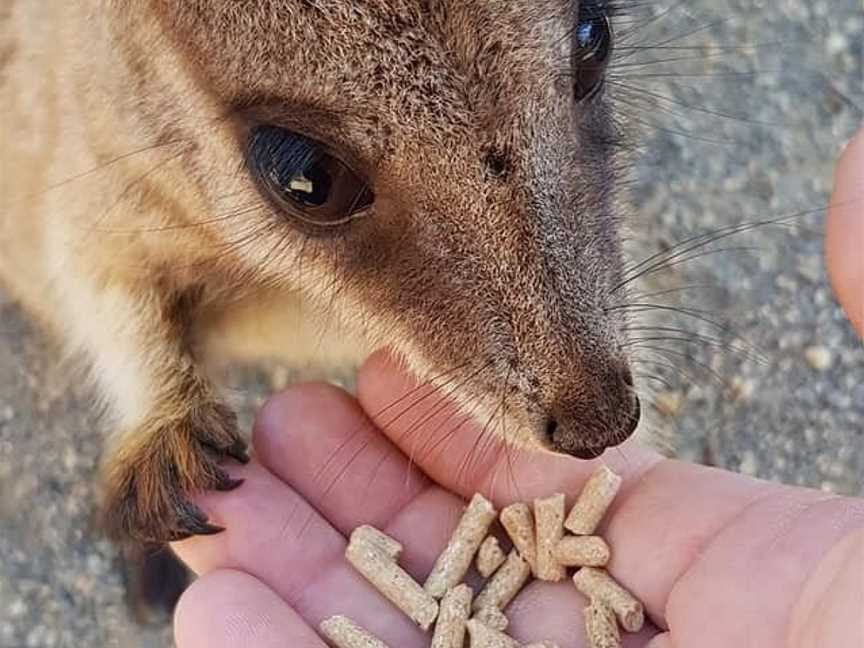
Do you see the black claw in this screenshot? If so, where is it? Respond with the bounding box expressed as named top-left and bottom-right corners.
top-left (212, 467), bottom-right (244, 492)
top-left (166, 530), bottom-right (195, 543)
top-left (196, 522), bottom-right (225, 536)
top-left (217, 477), bottom-right (245, 492)
top-left (154, 511), bottom-right (226, 542)
top-left (228, 443), bottom-right (250, 465)
top-left (184, 516), bottom-right (224, 536)
top-left (176, 502), bottom-right (227, 538)
top-left (199, 437), bottom-right (250, 465)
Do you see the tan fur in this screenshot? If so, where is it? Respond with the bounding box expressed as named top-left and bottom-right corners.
top-left (1, 0), bottom-right (643, 542)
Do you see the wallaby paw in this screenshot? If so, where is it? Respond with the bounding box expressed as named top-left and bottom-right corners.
top-left (102, 401), bottom-right (248, 543)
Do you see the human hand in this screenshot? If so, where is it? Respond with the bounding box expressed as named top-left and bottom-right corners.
top-left (171, 354), bottom-right (863, 647)
top-left (171, 130), bottom-right (864, 647)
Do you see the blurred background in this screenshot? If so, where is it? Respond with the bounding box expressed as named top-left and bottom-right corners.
top-left (1, 1), bottom-right (861, 646)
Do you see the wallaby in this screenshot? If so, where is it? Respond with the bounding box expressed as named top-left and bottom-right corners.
top-left (1, 0), bottom-right (641, 556)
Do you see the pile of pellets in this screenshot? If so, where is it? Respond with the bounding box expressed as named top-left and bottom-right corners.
top-left (320, 465), bottom-right (642, 648)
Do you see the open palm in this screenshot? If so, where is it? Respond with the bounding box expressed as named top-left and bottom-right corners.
top-left (172, 352), bottom-right (863, 648)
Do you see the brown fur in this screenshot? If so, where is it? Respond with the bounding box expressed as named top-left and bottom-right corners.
top-left (1, 0), bottom-right (639, 544)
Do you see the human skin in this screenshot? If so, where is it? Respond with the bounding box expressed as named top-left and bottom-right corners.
top-left (827, 128), bottom-right (864, 335)
top-left (171, 131), bottom-right (864, 647)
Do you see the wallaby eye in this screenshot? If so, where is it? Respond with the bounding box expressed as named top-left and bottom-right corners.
top-left (573, 5), bottom-right (613, 102)
top-left (247, 126), bottom-right (374, 228)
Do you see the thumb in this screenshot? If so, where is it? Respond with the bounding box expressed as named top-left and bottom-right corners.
top-left (826, 128), bottom-right (864, 337)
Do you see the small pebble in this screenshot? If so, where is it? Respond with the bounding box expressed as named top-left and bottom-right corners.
top-left (820, 481), bottom-right (840, 494)
top-left (8, 599), bottom-right (26, 618)
top-left (739, 451), bottom-right (759, 477)
top-left (826, 33), bottom-right (848, 56)
top-left (731, 377), bottom-right (756, 401)
top-left (804, 346), bottom-right (832, 371)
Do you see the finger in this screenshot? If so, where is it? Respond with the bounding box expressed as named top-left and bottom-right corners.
top-left (355, 350), bottom-right (662, 505)
top-left (645, 634), bottom-right (672, 648)
top-left (826, 127), bottom-right (864, 336)
top-left (171, 462), bottom-right (426, 645)
top-left (251, 383), bottom-right (545, 582)
top-left (252, 384), bottom-right (431, 543)
top-left (173, 569), bottom-right (325, 648)
top-left (356, 351), bottom-right (864, 643)
top-left (252, 383), bottom-right (464, 578)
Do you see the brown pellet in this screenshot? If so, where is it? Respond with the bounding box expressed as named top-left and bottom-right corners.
top-left (583, 600), bottom-right (622, 648)
top-left (319, 616), bottom-right (391, 648)
top-left (500, 503), bottom-right (538, 574)
top-left (465, 619), bottom-right (519, 648)
top-left (554, 536), bottom-right (610, 567)
top-left (345, 529), bottom-right (439, 631)
top-left (564, 466), bottom-right (622, 536)
top-left (473, 550), bottom-right (531, 614)
top-left (534, 494), bottom-right (567, 582)
top-left (476, 536), bottom-right (507, 578)
top-left (473, 605), bottom-right (509, 632)
top-left (425, 494), bottom-right (498, 599)
top-left (353, 525), bottom-right (402, 559)
top-left (573, 568), bottom-right (644, 633)
top-left (431, 585), bottom-right (473, 648)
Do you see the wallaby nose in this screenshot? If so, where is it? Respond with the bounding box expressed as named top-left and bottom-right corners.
top-left (543, 365), bottom-right (641, 459)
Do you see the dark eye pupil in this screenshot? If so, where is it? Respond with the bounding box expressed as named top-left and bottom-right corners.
top-left (249, 126), bottom-right (374, 228)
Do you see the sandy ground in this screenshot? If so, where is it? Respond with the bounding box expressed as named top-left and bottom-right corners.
top-left (1, 2), bottom-right (862, 647)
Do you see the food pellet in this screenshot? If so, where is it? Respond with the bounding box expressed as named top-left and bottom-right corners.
top-left (320, 616), bottom-right (391, 648)
top-left (573, 567), bottom-right (644, 633)
top-left (345, 528), bottom-right (439, 631)
top-left (431, 584), bottom-right (473, 648)
top-left (534, 494), bottom-right (567, 582)
top-left (524, 643), bottom-right (561, 648)
top-left (473, 550), bottom-right (531, 614)
top-left (476, 536), bottom-right (507, 578)
top-left (583, 600), bottom-right (621, 648)
top-left (465, 619), bottom-right (519, 648)
top-left (500, 502), bottom-right (538, 574)
top-left (473, 605), bottom-right (509, 632)
top-left (353, 524), bottom-right (402, 559)
top-left (554, 536), bottom-right (610, 567)
top-left (425, 493), bottom-right (498, 599)
top-left (564, 466), bottom-right (622, 535)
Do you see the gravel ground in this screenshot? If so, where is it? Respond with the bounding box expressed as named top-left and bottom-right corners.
top-left (1, 2), bottom-right (862, 647)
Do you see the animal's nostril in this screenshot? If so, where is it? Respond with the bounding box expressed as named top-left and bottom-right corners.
top-left (482, 148), bottom-right (510, 178)
top-left (545, 418), bottom-right (559, 442)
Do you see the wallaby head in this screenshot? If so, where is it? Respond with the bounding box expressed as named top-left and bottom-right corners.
top-left (112, 0), bottom-right (639, 458)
